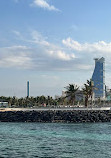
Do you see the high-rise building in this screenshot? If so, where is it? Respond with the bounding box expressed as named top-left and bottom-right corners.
top-left (27, 81), bottom-right (29, 97)
top-left (92, 57), bottom-right (105, 99)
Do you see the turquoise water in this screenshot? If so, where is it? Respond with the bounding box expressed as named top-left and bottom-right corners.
top-left (0, 123), bottom-right (111, 157)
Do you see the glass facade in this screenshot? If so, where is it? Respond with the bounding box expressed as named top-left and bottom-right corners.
top-left (92, 57), bottom-right (105, 99)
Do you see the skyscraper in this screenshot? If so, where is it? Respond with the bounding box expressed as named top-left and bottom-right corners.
top-left (92, 57), bottom-right (105, 99)
top-left (27, 81), bottom-right (29, 97)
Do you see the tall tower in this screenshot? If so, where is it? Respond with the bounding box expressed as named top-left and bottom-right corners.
top-left (92, 57), bottom-right (105, 99)
top-left (27, 81), bottom-right (29, 97)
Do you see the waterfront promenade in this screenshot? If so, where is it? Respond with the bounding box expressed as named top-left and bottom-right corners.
top-left (0, 107), bottom-right (111, 112)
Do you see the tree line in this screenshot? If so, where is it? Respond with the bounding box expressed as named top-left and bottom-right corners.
top-left (0, 79), bottom-right (104, 108)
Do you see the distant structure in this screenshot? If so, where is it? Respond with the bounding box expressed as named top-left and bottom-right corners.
top-left (92, 57), bottom-right (105, 99)
top-left (27, 81), bottom-right (29, 97)
top-left (0, 102), bottom-right (8, 107)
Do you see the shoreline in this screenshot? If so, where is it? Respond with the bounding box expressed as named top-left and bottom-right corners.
top-left (0, 107), bottom-right (110, 112)
top-left (0, 108), bottom-right (111, 122)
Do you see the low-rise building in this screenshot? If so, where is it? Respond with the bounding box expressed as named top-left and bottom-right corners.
top-left (0, 102), bottom-right (8, 107)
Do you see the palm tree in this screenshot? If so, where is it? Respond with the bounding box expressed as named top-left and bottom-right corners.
top-left (65, 84), bottom-right (79, 105)
top-left (82, 79), bottom-right (94, 107)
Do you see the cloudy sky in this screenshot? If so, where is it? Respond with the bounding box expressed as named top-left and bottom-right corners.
top-left (0, 0), bottom-right (111, 97)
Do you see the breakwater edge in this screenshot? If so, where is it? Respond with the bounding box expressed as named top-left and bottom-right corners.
top-left (0, 108), bottom-right (111, 122)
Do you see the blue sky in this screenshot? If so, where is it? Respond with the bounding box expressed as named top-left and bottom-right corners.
top-left (0, 0), bottom-right (111, 97)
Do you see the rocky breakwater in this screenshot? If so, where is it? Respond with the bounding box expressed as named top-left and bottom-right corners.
top-left (0, 110), bottom-right (111, 122)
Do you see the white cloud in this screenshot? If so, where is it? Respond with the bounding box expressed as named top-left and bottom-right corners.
top-left (13, 30), bottom-right (75, 61)
top-left (48, 50), bottom-right (75, 61)
top-left (0, 55), bottom-right (32, 69)
top-left (0, 46), bottom-right (33, 69)
top-left (62, 37), bottom-right (111, 76)
top-left (31, 0), bottom-right (60, 11)
top-left (30, 30), bottom-right (75, 61)
top-left (31, 30), bottom-right (50, 46)
top-left (5, 30), bottom-right (93, 71)
top-left (12, 30), bottom-right (22, 38)
top-left (62, 37), bottom-right (111, 54)
top-left (0, 43), bottom-right (75, 71)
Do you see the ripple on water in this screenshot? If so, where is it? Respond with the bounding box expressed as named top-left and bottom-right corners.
top-left (0, 122), bottom-right (111, 158)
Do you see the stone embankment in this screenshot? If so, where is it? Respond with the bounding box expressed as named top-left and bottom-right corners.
top-left (0, 110), bottom-right (111, 122)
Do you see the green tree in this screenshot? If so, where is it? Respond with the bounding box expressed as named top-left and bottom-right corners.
top-left (82, 79), bottom-right (94, 107)
top-left (65, 84), bottom-right (79, 105)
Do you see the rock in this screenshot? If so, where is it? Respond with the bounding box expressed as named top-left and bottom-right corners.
top-left (0, 110), bottom-right (110, 123)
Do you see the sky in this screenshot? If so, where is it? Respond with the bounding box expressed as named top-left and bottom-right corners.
top-left (0, 0), bottom-right (111, 97)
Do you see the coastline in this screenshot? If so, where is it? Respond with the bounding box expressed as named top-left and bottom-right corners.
top-left (0, 108), bottom-right (111, 123)
top-left (0, 107), bottom-right (110, 112)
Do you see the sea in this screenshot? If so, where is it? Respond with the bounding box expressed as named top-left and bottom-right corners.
top-left (0, 122), bottom-right (111, 158)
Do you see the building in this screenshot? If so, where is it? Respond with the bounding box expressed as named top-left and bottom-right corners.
top-left (0, 102), bottom-right (8, 107)
top-left (105, 86), bottom-right (111, 101)
top-left (92, 57), bottom-right (105, 99)
top-left (27, 81), bottom-right (29, 97)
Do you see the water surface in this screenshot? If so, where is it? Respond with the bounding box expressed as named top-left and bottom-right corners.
top-left (0, 122), bottom-right (111, 157)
